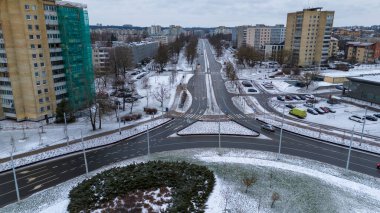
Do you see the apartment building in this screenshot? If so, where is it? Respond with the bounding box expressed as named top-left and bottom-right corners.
top-left (148, 25), bottom-right (162, 36)
top-left (149, 35), bottom-right (169, 45)
top-left (328, 37), bottom-right (339, 58)
top-left (346, 42), bottom-right (380, 63)
top-left (246, 25), bottom-right (285, 50)
top-left (92, 42), bottom-right (111, 72)
top-left (236, 25), bottom-right (250, 48)
top-left (0, 0), bottom-right (94, 121)
top-left (284, 7), bottom-right (334, 67)
top-left (214, 26), bottom-right (232, 35)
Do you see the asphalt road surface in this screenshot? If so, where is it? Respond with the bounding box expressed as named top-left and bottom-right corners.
top-left (0, 39), bottom-right (379, 208)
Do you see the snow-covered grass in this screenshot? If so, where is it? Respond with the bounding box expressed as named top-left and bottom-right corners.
top-left (4, 149), bottom-right (379, 213)
top-left (269, 97), bottom-right (380, 138)
top-left (232, 96), bottom-right (255, 115)
top-left (175, 90), bottom-right (193, 113)
top-left (177, 121), bottom-right (259, 136)
top-left (0, 118), bottom-right (171, 172)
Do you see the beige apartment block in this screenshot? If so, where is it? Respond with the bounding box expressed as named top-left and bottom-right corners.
top-left (285, 7), bottom-right (334, 67)
top-left (0, 0), bottom-right (56, 121)
top-left (328, 37), bottom-right (339, 57)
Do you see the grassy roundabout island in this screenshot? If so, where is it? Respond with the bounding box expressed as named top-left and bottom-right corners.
top-left (67, 161), bottom-right (215, 212)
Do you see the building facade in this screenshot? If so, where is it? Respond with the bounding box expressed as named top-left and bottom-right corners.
top-left (0, 0), bottom-right (94, 121)
top-left (148, 25), bottom-right (162, 36)
top-left (92, 42), bottom-right (111, 72)
top-left (246, 25), bottom-right (285, 50)
top-left (328, 37), bottom-right (339, 58)
top-left (284, 7), bottom-right (334, 67)
top-left (264, 42), bottom-right (285, 60)
top-left (345, 75), bottom-right (380, 105)
top-left (346, 42), bottom-right (380, 63)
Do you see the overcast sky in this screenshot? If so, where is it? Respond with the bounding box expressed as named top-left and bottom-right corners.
top-left (74, 0), bottom-right (380, 27)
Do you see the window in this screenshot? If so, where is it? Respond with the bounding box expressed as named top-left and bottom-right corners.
top-left (35, 25), bottom-right (39, 30)
top-left (42, 71), bottom-right (46, 77)
top-left (35, 72), bottom-right (39, 77)
top-left (36, 81), bottom-right (40, 86)
top-left (32, 5), bottom-right (37, 11)
top-left (39, 98), bottom-right (43, 103)
top-left (32, 54), bottom-right (37, 59)
top-left (25, 5), bottom-right (30, 10)
top-left (31, 44), bottom-right (35, 49)
top-left (26, 15), bottom-right (31, 20)
top-left (43, 80), bottom-right (47, 84)
top-left (47, 106), bottom-right (51, 110)
top-left (38, 89), bottom-right (42, 94)
top-left (40, 107), bottom-right (44, 112)
top-left (38, 44), bottom-right (42, 49)
top-left (40, 62), bottom-right (45, 67)
top-left (44, 88), bottom-right (48, 93)
top-left (39, 53), bottom-right (43, 58)
top-left (29, 35), bottom-right (34, 40)
top-left (36, 35), bottom-right (41, 39)
top-left (45, 97), bottom-right (49, 102)
top-left (34, 15), bottom-right (38, 20)
top-left (28, 25), bottom-right (33, 30)
top-left (34, 63), bottom-right (38, 68)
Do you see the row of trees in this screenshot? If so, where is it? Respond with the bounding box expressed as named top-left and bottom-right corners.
top-left (236, 46), bottom-right (265, 67)
top-left (185, 36), bottom-right (198, 65)
top-left (208, 33), bottom-right (229, 57)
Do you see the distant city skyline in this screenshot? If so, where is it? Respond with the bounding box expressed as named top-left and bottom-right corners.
top-left (74, 0), bottom-right (380, 27)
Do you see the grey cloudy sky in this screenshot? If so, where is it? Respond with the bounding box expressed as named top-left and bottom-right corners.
top-left (74, 0), bottom-right (380, 27)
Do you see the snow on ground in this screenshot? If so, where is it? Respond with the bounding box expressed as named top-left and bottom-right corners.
top-left (0, 118), bottom-right (171, 172)
top-left (175, 90), bottom-right (193, 113)
top-left (224, 81), bottom-right (239, 94)
top-left (269, 97), bottom-right (380, 138)
top-left (177, 121), bottom-right (259, 136)
top-left (4, 148), bottom-right (379, 213)
top-left (232, 96), bottom-right (255, 114)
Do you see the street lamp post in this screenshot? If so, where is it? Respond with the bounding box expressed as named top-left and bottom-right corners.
top-left (346, 126), bottom-right (355, 173)
top-left (359, 107), bottom-right (367, 146)
top-left (81, 130), bottom-right (89, 177)
top-left (218, 109), bottom-right (221, 149)
top-left (64, 112), bottom-right (69, 145)
top-left (118, 103), bottom-right (121, 135)
top-left (147, 125), bottom-right (150, 158)
top-left (10, 137), bottom-right (20, 202)
top-left (278, 103), bottom-right (286, 160)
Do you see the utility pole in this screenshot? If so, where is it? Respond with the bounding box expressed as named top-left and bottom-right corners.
top-left (218, 109), bottom-right (221, 149)
top-left (147, 125), bottom-right (150, 158)
top-left (81, 130), bottom-right (89, 177)
top-left (278, 103), bottom-right (285, 160)
top-left (118, 103), bottom-right (121, 135)
top-left (64, 112), bottom-right (69, 145)
top-left (359, 107), bottom-right (367, 146)
top-left (346, 126), bottom-right (355, 173)
top-left (10, 137), bottom-right (20, 202)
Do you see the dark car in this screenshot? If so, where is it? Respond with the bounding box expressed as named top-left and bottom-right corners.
top-left (286, 104), bottom-right (295, 109)
top-left (374, 114), bottom-right (380, 118)
top-left (325, 107), bottom-right (336, 113)
top-left (285, 95), bottom-right (293, 100)
top-left (261, 124), bottom-right (275, 132)
top-left (314, 108), bottom-right (325, 114)
top-left (320, 107), bottom-right (330, 113)
top-left (307, 108), bottom-right (318, 115)
top-left (248, 88), bottom-right (257, 93)
top-left (292, 95), bottom-right (301, 100)
top-left (335, 85), bottom-right (344, 90)
top-left (277, 96), bottom-right (285, 101)
top-left (299, 95), bottom-right (307, 100)
top-left (365, 115), bottom-right (378, 121)
top-left (242, 81), bottom-right (253, 87)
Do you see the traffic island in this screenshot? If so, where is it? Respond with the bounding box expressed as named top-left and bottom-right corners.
top-left (177, 121), bottom-right (260, 137)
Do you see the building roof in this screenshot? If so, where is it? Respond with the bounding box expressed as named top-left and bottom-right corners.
top-left (56, 1), bottom-right (87, 8)
top-left (348, 75), bottom-right (380, 85)
top-left (320, 69), bottom-right (380, 78)
top-left (346, 42), bottom-right (374, 47)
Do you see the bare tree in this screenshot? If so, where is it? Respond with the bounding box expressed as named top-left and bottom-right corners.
top-left (242, 175), bottom-right (257, 193)
top-left (298, 70), bottom-right (320, 90)
top-left (127, 82), bottom-right (137, 114)
top-left (155, 44), bottom-right (169, 72)
top-left (109, 46), bottom-right (134, 78)
top-left (153, 84), bottom-right (170, 111)
top-left (271, 192), bottom-right (280, 208)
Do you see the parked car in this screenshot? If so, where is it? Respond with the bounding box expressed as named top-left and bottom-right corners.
top-left (261, 124), bottom-right (275, 132)
top-left (335, 85), bottom-right (344, 90)
top-left (303, 103), bottom-right (313, 108)
top-left (305, 94), bottom-right (315, 99)
top-left (248, 88), bottom-right (257, 93)
top-left (286, 104), bottom-right (295, 109)
top-left (277, 96), bottom-right (285, 101)
top-left (289, 108), bottom-right (307, 119)
top-left (292, 95), bottom-right (301, 100)
top-left (307, 108), bottom-right (318, 115)
top-left (325, 107), bottom-right (336, 113)
top-left (314, 108), bottom-right (325, 114)
top-left (320, 107), bottom-right (330, 113)
top-left (242, 81), bottom-right (253, 87)
top-left (365, 115), bottom-right (378, 121)
top-left (349, 115), bottom-right (364, 123)
top-left (299, 95), bottom-right (307, 100)
top-left (285, 95), bottom-right (293, 100)
top-left (374, 114), bottom-right (380, 118)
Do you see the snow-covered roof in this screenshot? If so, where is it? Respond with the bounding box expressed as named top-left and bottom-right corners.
top-left (348, 75), bottom-right (380, 84)
top-left (346, 42), bottom-right (374, 47)
top-left (320, 69), bottom-right (380, 78)
top-left (56, 1), bottom-right (87, 9)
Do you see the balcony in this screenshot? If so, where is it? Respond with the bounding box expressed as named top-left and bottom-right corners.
top-left (52, 64), bottom-right (64, 70)
top-left (48, 38), bottom-right (61, 44)
top-left (49, 48), bottom-right (62, 53)
top-left (0, 67), bottom-right (7, 72)
top-left (50, 56), bottom-right (63, 61)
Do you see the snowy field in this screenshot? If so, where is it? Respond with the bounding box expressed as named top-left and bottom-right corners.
top-left (177, 121), bottom-right (259, 136)
top-left (232, 96), bottom-right (255, 115)
top-left (0, 118), bottom-right (171, 172)
top-left (2, 149), bottom-right (379, 213)
top-left (269, 97), bottom-right (380, 137)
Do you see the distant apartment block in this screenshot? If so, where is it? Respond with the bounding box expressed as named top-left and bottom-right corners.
top-left (149, 35), bottom-right (169, 45)
top-left (214, 26), bottom-right (232, 35)
top-left (237, 25), bottom-right (285, 49)
top-left (92, 42), bottom-right (111, 72)
top-left (328, 37), bottom-right (339, 58)
top-left (346, 42), bottom-right (380, 63)
top-left (0, 0), bottom-right (94, 121)
top-left (284, 7), bottom-right (334, 67)
top-left (148, 25), bottom-right (162, 36)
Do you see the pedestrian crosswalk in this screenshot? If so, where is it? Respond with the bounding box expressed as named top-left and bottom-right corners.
top-left (174, 113), bottom-right (256, 120)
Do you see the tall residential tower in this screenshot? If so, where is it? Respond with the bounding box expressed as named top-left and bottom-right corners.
top-left (0, 0), bottom-right (94, 121)
top-left (284, 7), bottom-right (334, 67)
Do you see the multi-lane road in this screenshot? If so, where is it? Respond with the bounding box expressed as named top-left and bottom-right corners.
top-left (0, 39), bottom-right (379, 208)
